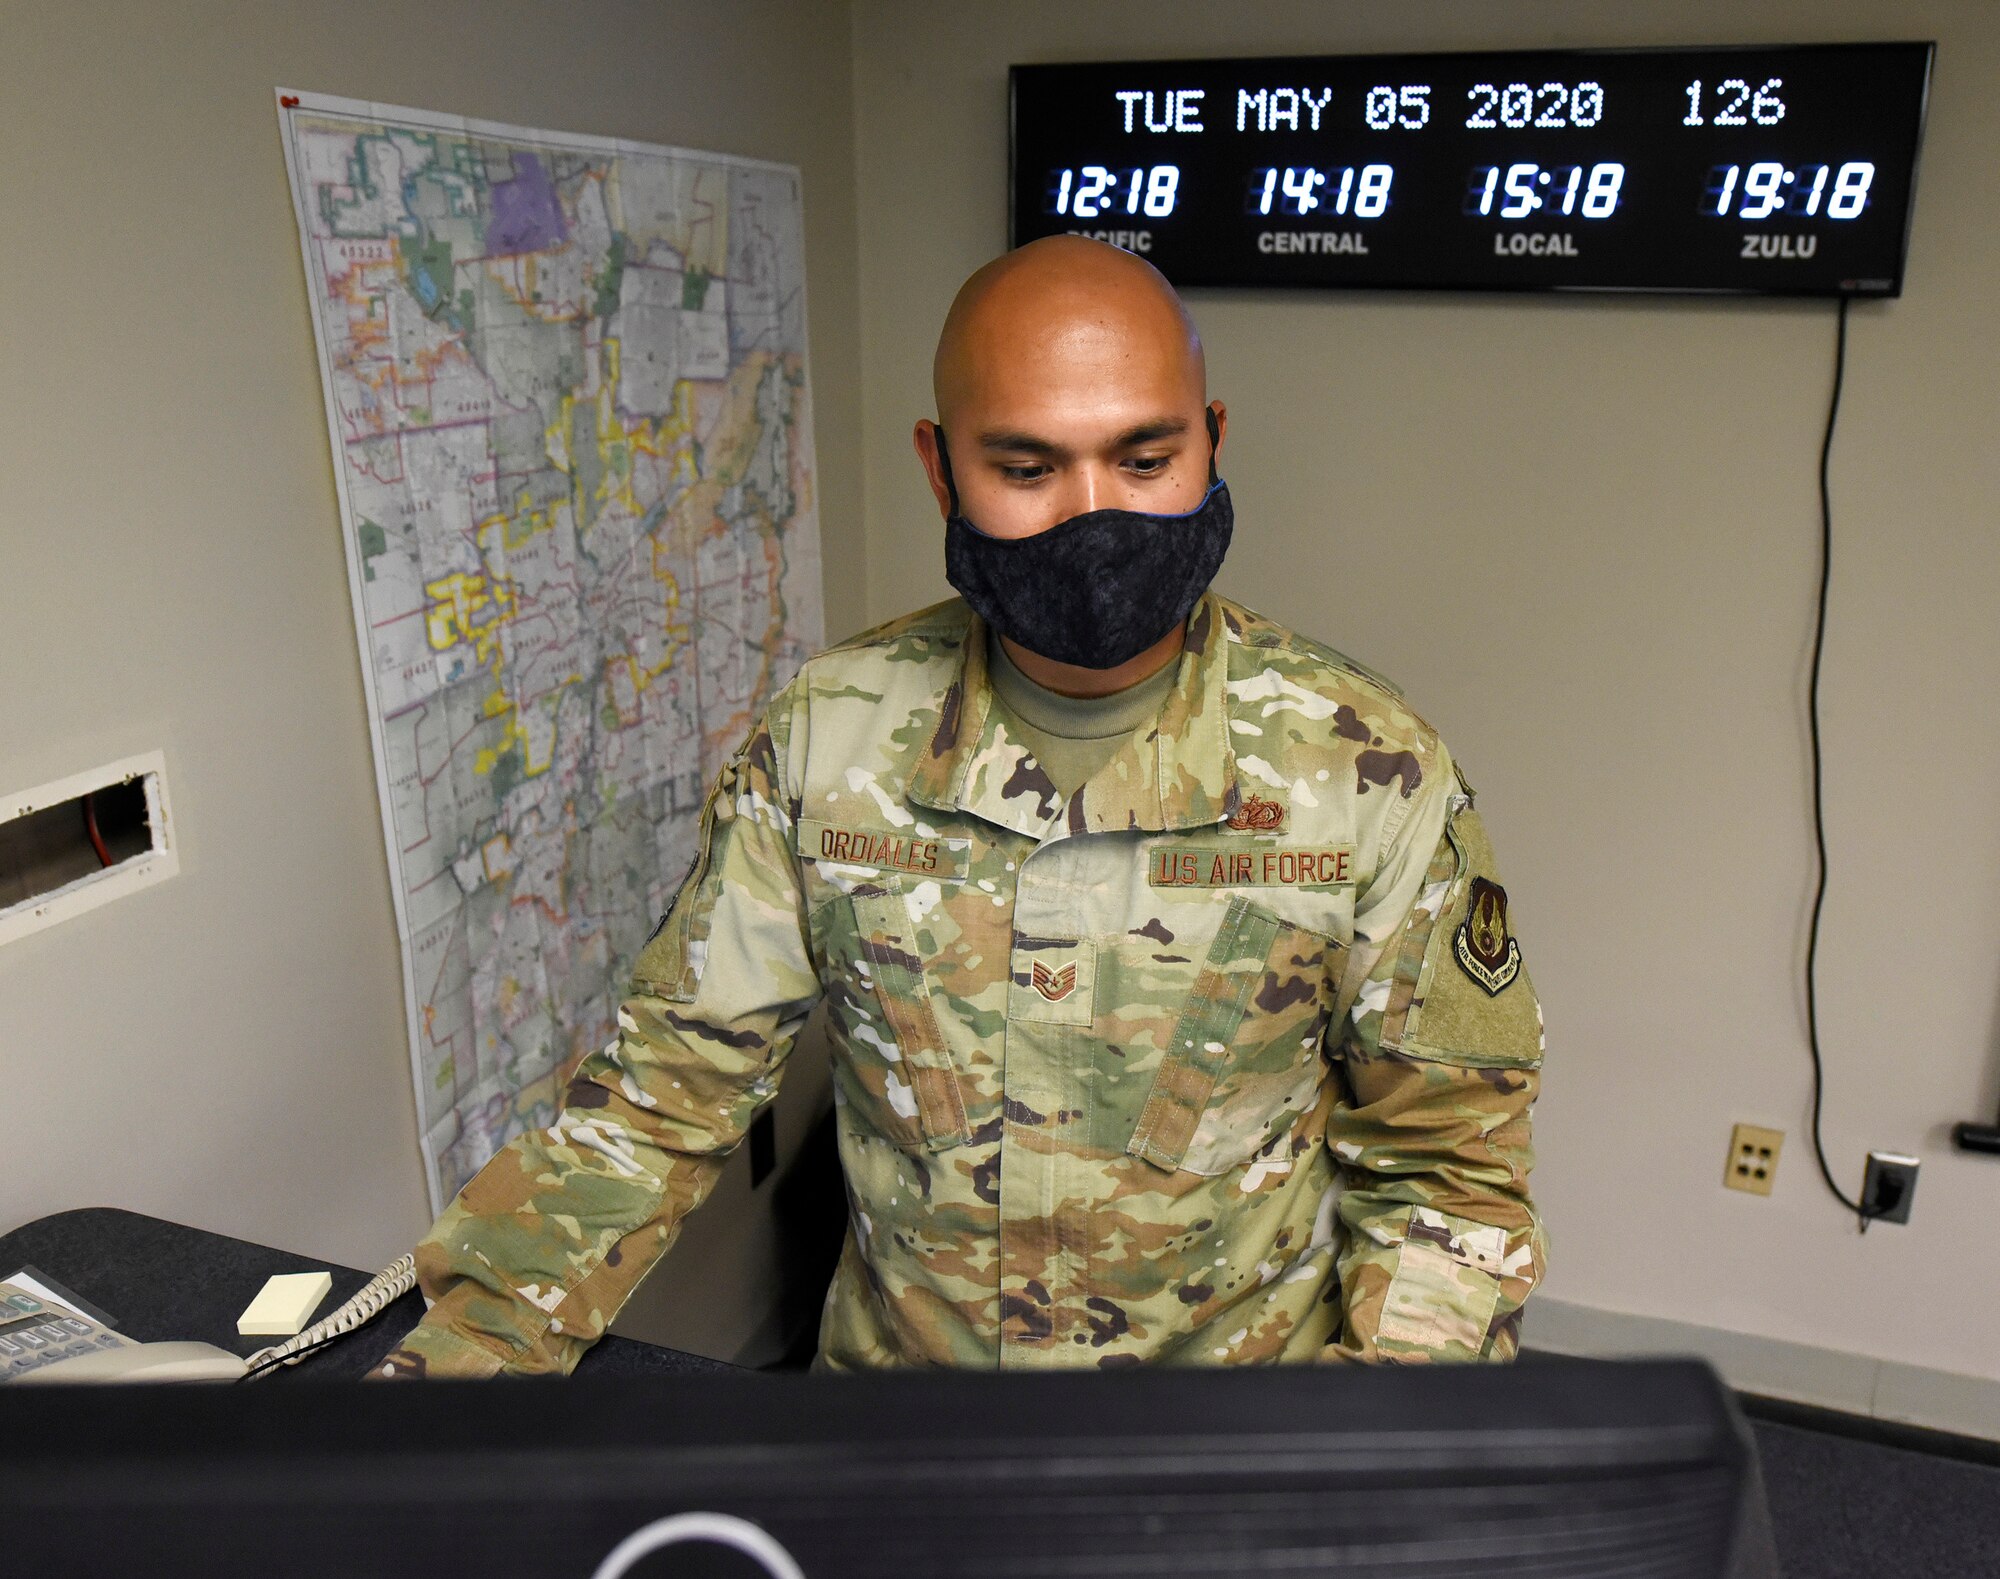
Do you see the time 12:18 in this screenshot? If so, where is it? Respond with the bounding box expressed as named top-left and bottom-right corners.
top-left (1045, 165), bottom-right (1182, 219)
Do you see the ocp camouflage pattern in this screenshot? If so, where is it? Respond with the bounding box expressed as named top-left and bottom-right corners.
top-left (385, 593), bottom-right (1545, 1378)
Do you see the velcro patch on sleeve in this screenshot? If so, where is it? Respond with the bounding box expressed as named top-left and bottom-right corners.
top-left (1399, 804), bottom-right (1543, 1068)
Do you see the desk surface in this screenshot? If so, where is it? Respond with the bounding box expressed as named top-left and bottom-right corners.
top-left (0, 1207), bottom-right (734, 1379)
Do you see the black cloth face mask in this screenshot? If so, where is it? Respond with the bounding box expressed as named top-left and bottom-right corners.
top-left (937, 407), bottom-right (1233, 670)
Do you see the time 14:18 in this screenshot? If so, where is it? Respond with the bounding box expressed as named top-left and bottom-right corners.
top-left (1248, 165), bottom-right (1394, 218)
top-left (1045, 165), bottom-right (1182, 219)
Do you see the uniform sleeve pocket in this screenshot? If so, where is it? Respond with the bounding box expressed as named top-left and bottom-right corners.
top-left (1374, 1208), bottom-right (1506, 1361)
top-left (1128, 896), bottom-right (1340, 1176)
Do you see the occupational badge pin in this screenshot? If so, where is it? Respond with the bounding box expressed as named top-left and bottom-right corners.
top-left (1031, 961), bottom-right (1078, 1002)
top-left (1453, 877), bottom-right (1522, 995)
top-left (1226, 793), bottom-right (1285, 832)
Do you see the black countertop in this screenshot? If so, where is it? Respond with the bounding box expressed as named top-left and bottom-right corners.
top-left (0, 1206), bottom-right (734, 1379)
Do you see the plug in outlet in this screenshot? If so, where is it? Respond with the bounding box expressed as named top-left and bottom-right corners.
top-left (1861, 1152), bottom-right (1919, 1224)
top-left (1725, 1124), bottom-right (1783, 1195)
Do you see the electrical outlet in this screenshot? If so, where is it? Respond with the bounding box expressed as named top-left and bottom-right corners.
top-left (1725, 1124), bottom-right (1784, 1195)
top-left (1861, 1151), bottom-right (1919, 1224)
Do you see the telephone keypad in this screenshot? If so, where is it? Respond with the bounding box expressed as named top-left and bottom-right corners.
top-left (0, 1281), bottom-right (135, 1380)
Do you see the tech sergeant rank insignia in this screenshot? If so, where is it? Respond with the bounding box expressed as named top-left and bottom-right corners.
top-left (1031, 961), bottom-right (1078, 1002)
top-left (1454, 877), bottom-right (1522, 995)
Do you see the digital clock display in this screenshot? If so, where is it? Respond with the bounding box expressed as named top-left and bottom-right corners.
top-left (1010, 42), bottom-right (1933, 295)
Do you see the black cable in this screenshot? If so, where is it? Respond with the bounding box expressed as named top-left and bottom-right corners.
top-left (237, 1320), bottom-right (363, 1379)
top-left (1804, 294), bottom-right (1871, 1229)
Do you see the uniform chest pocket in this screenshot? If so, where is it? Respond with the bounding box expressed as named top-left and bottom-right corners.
top-left (841, 889), bottom-right (973, 1153)
top-left (1127, 896), bottom-right (1342, 1176)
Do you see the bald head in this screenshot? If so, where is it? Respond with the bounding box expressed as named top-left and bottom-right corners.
top-left (914, 236), bottom-right (1224, 552)
top-left (932, 236), bottom-right (1205, 427)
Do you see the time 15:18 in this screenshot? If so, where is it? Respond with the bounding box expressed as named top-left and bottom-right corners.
top-left (1466, 162), bottom-right (1626, 218)
top-left (1045, 165), bottom-right (1182, 219)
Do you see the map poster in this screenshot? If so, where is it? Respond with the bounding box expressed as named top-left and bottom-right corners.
top-left (276, 91), bottom-right (824, 1209)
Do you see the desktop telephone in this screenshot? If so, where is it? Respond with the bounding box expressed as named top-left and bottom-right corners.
top-left (0, 1256), bottom-right (416, 1384)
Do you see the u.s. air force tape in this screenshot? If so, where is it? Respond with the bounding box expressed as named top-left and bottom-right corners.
top-left (797, 818), bottom-right (971, 882)
top-left (1149, 845), bottom-right (1355, 888)
top-left (798, 819), bottom-right (1352, 891)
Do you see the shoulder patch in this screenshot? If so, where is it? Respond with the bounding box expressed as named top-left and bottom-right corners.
top-left (1453, 877), bottom-right (1522, 995)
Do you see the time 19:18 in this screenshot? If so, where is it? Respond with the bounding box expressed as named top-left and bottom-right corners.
top-left (1701, 161), bottom-right (1875, 220)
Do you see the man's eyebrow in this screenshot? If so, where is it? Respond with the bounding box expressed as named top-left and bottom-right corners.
top-left (1113, 417), bottom-right (1190, 447)
top-left (977, 430), bottom-right (1067, 458)
top-left (975, 417), bottom-right (1192, 456)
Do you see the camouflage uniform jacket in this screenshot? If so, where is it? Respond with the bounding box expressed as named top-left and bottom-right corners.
top-left (390, 593), bottom-right (1545, 1376)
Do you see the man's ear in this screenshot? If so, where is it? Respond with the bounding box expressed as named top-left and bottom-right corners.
top-left (1208, 401), bottom-right (1228, 466)
top-left (912, 419), bottom-right (954, 520)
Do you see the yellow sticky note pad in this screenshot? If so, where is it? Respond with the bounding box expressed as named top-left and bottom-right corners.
top-left (236, 1271), bottom-right (333, 1337)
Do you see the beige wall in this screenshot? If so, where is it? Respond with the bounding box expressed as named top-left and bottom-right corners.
top-left (0, 0), bottom-right (864, 1306)
top-left (851, 0), bottom-right (2000, 1380)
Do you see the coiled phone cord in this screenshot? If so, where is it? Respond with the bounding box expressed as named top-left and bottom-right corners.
top-left (240, 1253), bottom-right (418, 1378)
